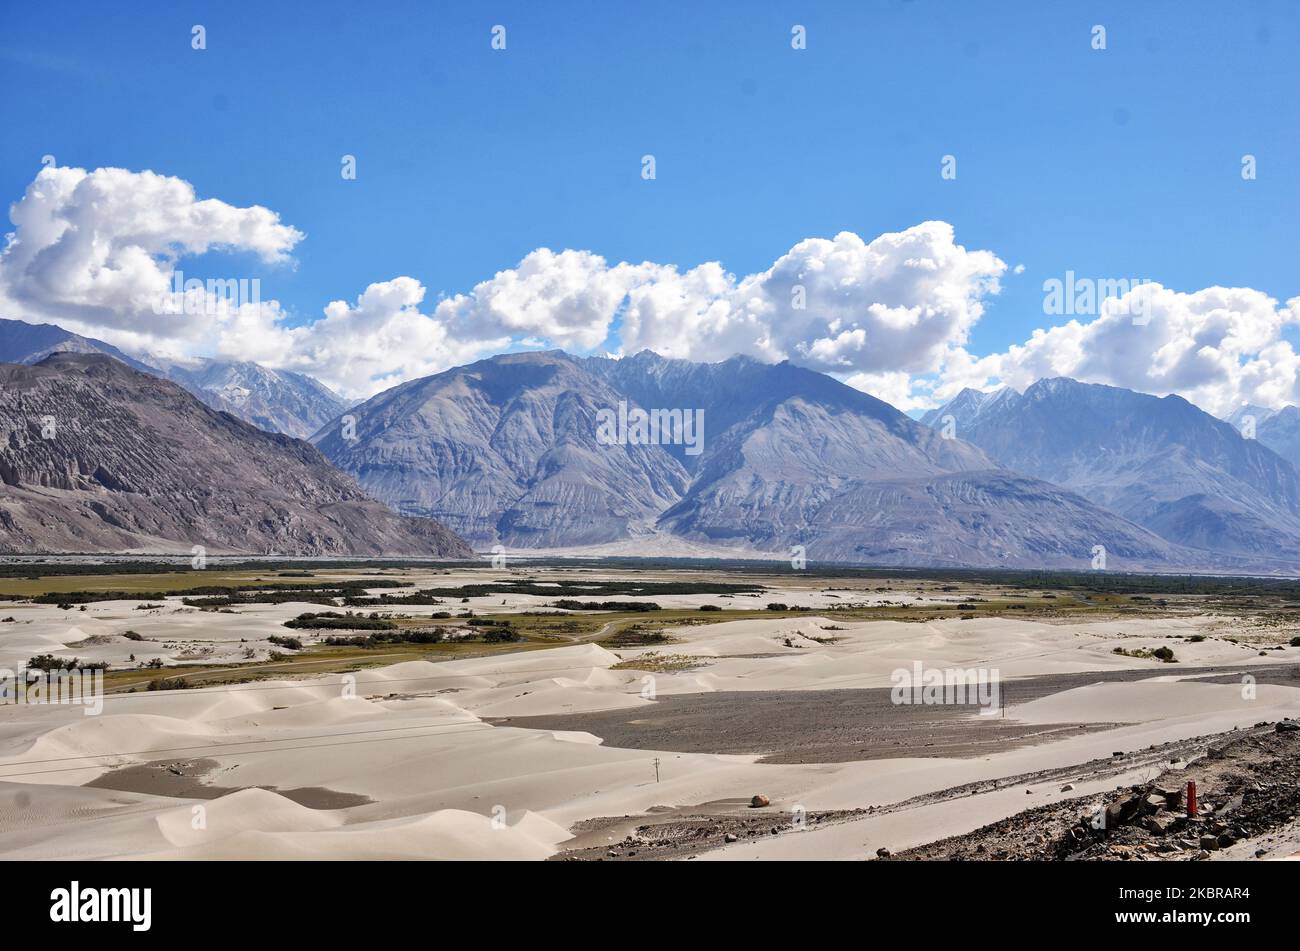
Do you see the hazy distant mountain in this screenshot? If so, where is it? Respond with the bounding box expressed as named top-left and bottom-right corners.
top-left (593, 353), bottom-right (1179, 567)
top-left (0, 318), bottom-right (346, 439)
top-left (1223, 403), bottom-right (1277, 430)
top-left (146, 355), bottom-right (349, 439)
top-left (314, 350), bottom-right (1184, 569)
top-left (1223, 403), bottom-right (1300, 470)
top-left (0, 353), bottom-right (472, 557)
top-left (926, 378), bottom-right (1300, 561)
top-left (919, 386), bottom-right (1019, 429)
top-left (0, 317), bottom-right (155, 374)
top-left (1255, 407), bottom-right (1300, 470)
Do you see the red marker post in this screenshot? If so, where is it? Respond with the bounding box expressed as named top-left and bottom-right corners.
top-left (1187, 780), bottom-right (1197, 818)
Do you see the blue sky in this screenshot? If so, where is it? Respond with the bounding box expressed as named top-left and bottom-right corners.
top-left (1, 1), bottom-right (1298, 409)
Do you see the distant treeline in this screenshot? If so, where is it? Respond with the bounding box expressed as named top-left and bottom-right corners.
top-left (413, 579), bottom-right (764, 599)
top-left (0, 560), bottom-right (467, 580)
top-left (321, 626), bottom-right (521, 647)
top-left (284, 611), bottom-right (398, 631)
top-left (552, 599), bottom-right (661, 612)
top-left (20, 580), bottom-right (408, 606)
top-left (344, 593), bottom-right (448, 607)
top-left (8, 557), bottom-right (1300, 600)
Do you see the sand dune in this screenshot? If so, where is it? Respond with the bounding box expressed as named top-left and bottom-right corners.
top-left (2, 609), bottom-right (1298, 860)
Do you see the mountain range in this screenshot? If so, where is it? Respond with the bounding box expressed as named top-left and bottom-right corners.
top-left (5, 314), bottom-right (1300, 571)
top-left (0, 319), bottom-right (348, 439)
top-left (1224, 403), bottom-right (1300, 471)
top-left (310, 350), bottom-right (1185, 569)
top-left (0, 353), bottom-right (471, 557)
top-left (923, 379), bottom-right (1300, 563)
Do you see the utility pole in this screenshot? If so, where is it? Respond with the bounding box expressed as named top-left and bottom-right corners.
top-left (653, 757), bottom-right (660, 783)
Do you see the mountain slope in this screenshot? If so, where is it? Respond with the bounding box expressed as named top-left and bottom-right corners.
top-left (1224, 404), bottom-right (1277, 430)
top-left (0, 354), bottom-right (472, 557)
top-left (0, 317), bottom-right (156, 374)
top-left (1231, 405), bottom-right (1300, 471)
top-left (0, 318), bottom-right (347, 439)
top-left (146, 355), bottom-right (349, 439)
top-left (311, 351), bottom-right (690, 547)
top-left (599, 354), bottom-right (1178, 566)
top-left (315, 350), bottom-right (1184, 569)
top-left (926, 379), bottom-right (1300, 561)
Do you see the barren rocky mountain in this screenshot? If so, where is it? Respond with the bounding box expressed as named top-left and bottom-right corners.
top-left (0, 318), bottom-right (347, 439)
top-left (146, 355), bottom-right (349, 439)
top-left (0, 353), bottom-right (472, 557)
top-left (1243, 405), bottom-right (1300, 471)
top-left (0, 316), bottom-right (155, 374)
top-left (312, 351), bottom-right (690, 547)
top-left (926, 378), bottom-right (1300, 562)
top-left (315, 350), bottom-right (1185, 568)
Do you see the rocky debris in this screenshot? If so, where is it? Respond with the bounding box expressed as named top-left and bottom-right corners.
top-left (892, 724), bottom-right (1300, 861)
top-left (551, 807), bottom-right (868, 861)
top-left (1153, 784), bottom-right (1184, 809)
top-left (1144, 813), bottom-right (1178, 835)
top-left (1277, 720), bottom-right (1299, 733)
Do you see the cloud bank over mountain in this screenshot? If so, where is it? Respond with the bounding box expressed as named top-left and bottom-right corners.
top-left (3, 164), bottom-right (1299, 412)
top-left (941, 283), bottom-right (1300, 417)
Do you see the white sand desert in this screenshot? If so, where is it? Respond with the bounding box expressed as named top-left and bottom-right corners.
top-left (3, 570), bottom-right (1299, 861)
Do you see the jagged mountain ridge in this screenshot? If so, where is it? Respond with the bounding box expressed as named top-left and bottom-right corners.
top-left (311, 351), bottom-right (691, 546)
top-left (0, 318), bottom-right (347, 439)
top-left (313, 350), bottom-right (1188, 569)
top-left (0, 353), bottom-right (472, 556)
top-left (925, 378), bottom-right (1300, 561)
top-left (1223, 403), bottom-right (1300, 471)
top-left (145, 355), bottom-right (349, 439)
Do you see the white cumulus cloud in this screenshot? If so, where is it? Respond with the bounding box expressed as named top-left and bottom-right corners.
top-left (7, 165), bottom-right (1299, 418)
top-left (936, 284), bottom-right (1300, 416)
top-left (0, 166), bottom-right (302, 353)
top-left (620, 222), bottom-right (1007, 377)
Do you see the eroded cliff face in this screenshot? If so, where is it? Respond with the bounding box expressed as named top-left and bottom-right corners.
top-left (0, 353), bottom-right (472, 557)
